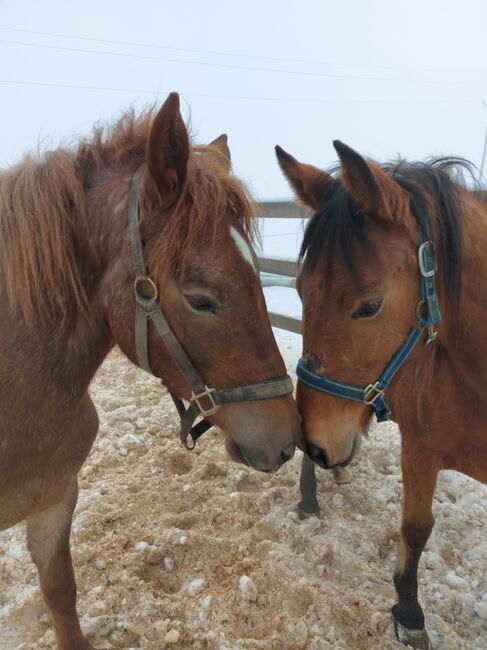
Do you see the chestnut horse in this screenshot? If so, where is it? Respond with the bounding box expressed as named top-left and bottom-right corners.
top-left (0, 92), bottom-right (300, 649)
top-left (276, 141), bottom-right (487, 649)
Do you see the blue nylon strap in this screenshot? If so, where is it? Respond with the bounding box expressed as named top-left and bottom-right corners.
top-left (296, 360), bottom-right (365, 403)
top-left (296, 321), bottom-right (427, 422)
top-left (375, 322), bottom-right (427, 388)
top-left (296, 222), bottom-right (442, 422)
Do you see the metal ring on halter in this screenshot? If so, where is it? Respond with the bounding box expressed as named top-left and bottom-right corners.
top-left (416, 300), bottom-right (426, 321)
top-left (134, 276), bottom-right (158, 301)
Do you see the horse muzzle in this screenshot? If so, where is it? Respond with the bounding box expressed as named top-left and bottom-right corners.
top-left (306, 433), bottom-right (358, 470)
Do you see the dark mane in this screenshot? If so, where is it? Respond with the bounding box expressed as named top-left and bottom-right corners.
top-left (299, 157), bottom-right (475, 304)
top-left (0, 108), bottom-right (256, 323)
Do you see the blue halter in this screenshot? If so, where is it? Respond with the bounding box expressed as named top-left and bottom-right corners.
top-left (296, 226), bottom-right (441, 423)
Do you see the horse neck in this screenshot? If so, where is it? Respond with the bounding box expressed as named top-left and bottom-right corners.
top-left (29, 167), bottom-right (133, 397)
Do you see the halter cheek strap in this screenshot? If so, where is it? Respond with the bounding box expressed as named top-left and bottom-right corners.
top-left (127, 175), bottom-right (294, 448)
top-left (296, 225), bottom-right (441, 422)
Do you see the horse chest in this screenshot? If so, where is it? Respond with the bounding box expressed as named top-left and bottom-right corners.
top-left (0, 393), bottom-right (99, 531)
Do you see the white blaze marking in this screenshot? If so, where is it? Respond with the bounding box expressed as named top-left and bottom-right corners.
top-left (230, 226), bottom-right (257, 273)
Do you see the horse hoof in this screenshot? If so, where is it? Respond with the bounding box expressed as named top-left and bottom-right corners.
top-left (332, 466), bottom-right (352, 484)
top-left (393, 618), bottom-right (431, 650)
top-left (297, 500), bottom-right (320, 520)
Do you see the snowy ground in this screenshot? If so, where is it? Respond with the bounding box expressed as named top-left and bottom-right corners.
top-left (0, 332), bottom-right (486, 649)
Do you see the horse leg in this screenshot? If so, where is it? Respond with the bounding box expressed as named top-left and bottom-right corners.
top-left (298, 453), bottom-right (320, 518)
top-left (392, 449), bottom-right (439, 650)
top-left (26, 477), bottom-right (91, 650)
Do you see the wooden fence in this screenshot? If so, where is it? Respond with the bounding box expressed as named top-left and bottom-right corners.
top-left (255, 201), bottom-right (308, 335)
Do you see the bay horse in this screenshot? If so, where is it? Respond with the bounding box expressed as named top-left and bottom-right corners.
top-left (0, 92), bottom-right (300, 650)
top-left (276, 141), bottom-right (487, 649)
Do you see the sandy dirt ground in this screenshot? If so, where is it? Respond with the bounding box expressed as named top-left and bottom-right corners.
top-left (1, 343), bottom-right (486, 650)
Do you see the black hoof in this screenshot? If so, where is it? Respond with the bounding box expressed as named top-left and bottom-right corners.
top-left (297, 499), bottom-right (320, 520)
top-left (393, 615), bottom-right (431, 650)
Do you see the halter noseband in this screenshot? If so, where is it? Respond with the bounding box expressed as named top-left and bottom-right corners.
top-left (127, 176), bottom-right (294, 448)
top-left (296, 225), bottom-right (441, 422)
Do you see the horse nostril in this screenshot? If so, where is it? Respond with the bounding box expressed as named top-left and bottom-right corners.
top-left (277, 442), bottom-right (296, 468)
top-left (307, 441), bottom-right (330, 469)
top-left (302, 353), bottom-right (324, 373)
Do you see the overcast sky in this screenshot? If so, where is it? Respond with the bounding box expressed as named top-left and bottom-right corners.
top-left (1, 0), bottom-right (487, 198)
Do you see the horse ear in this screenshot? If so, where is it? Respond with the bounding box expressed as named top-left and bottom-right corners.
top-left (146, 92), bottom-right (190, 203)
top-left (209, 133), bottom-right (231, 171)
top-left (333, 140), bottom-right (404, 220)
top-left (275, 145), bottom-right (335, 210)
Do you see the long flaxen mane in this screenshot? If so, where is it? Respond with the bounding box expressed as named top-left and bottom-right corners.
top-left (299, 157), bottom-right (474, 306)
top-left (0, 108), bottom-right (257, 324)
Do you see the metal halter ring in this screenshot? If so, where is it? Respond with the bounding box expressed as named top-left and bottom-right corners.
top-left (134, 276), bottom-right (158, 302)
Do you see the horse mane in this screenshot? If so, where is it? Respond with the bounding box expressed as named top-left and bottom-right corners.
top-left (79, 106), bottom-right (257, 280)
top-left (299, 157), bottom-right (475, 305)
top-left (0, 149), bottom-right (90, 324)
top-left (0, 108), bottom-right (256, 324)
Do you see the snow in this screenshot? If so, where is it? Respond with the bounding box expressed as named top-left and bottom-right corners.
top-left (239, 575), bottom-right (258, 602)
top-left (263, 286), bottom-right (301, 320)
top-left (259, 215), bottom-right (302, 322)
top-left (257, 217), bottom-right (305, 260)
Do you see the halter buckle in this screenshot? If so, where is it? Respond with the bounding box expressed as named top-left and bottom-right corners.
top-left (426, 323), bottom-right (438, 345)
top-left (192, 387), bottom-right (220, 417)
top-left (363, 382), bottom-right (385, 405)
top-left (418, 241), bottom-right (436, 278)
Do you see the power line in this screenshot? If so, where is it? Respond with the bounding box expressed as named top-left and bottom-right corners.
top-left (262, 232), bottom-right (302, 238)
top-left (0, 25), bottom-right (475, 75)
top-left (1, 37), bottom-right (486, 87)
top-left (0, 79), bottom-right (481, 105)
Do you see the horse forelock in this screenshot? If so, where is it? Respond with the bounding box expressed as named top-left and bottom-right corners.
top-left (146, 145), bottom-right (258, 280)
top-left (299, 157), bottom-right (471, 307)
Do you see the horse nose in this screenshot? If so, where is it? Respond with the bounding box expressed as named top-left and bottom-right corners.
top-left (276, 442), bottom-right (296, 469)
top-left (302, 352), bottom-right (324, 372)
top-left (307, 441), bottom-right (330, 469)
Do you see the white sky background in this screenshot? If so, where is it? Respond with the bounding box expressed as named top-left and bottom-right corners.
top-left (1, 0), bottom-right (487, 199)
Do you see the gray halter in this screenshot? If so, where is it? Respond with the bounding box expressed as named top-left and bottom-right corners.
top-left (127, 176), bottom-right (294, 449)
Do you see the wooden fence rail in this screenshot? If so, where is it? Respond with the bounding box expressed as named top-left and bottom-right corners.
top-left (255, 201), bottom-right (308, 334)
top-left (258, 256), bottom-right (299, 278)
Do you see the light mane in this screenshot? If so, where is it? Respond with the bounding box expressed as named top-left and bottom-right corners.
top-left (0, 108), bottom-right (257, 323)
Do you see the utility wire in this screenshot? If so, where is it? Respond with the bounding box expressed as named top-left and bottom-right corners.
top-left (0, 79), bottom-right (480, 104)
top-left (0, 25), bottom-right (477, 75)
top-left (262, 232), bottom-right (301, 237)
top-left (1, 38), bottom-right (486, 87)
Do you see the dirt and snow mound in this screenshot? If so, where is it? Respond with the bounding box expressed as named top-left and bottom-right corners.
top-left (1, 345), bottom-right (486, 649)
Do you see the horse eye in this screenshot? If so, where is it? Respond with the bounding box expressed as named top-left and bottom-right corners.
top-left (184, 294), bottom-right (218, 314)
top-left (352, 299), bottom-right (383, 320)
